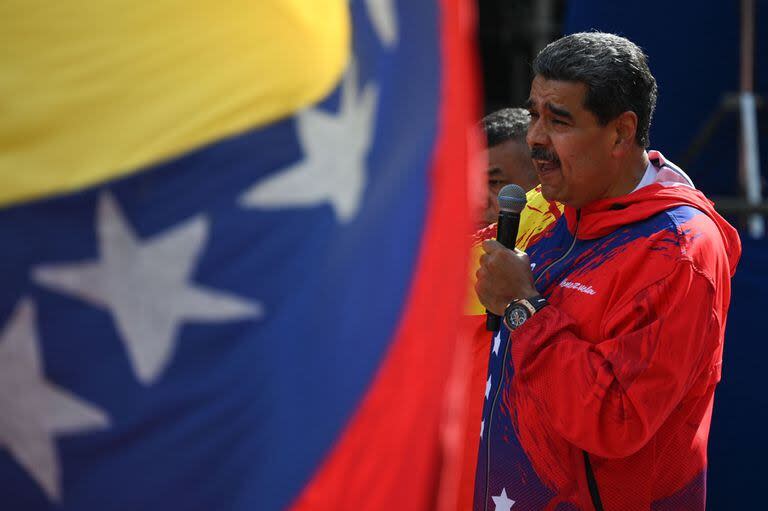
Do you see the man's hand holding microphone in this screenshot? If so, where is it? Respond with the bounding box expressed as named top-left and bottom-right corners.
top-left (478, 184), bottom-right (547, 331)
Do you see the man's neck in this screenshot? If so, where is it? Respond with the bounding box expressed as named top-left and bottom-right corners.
top-left (605, 150), bottom-right (650, 199)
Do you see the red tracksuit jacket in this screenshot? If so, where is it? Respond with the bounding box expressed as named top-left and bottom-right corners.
top-left (473, 153), bottom-right (741, 511)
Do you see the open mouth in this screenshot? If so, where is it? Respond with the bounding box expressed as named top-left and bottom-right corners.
top-left (535, 159), bottom-right (561, 175)
top-left (530, 147), bottom-right (560, 175)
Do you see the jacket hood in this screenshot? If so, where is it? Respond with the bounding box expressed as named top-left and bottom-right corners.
top-left (564, 151), bottom-right (741, 276)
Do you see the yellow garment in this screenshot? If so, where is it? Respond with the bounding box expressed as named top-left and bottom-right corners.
top-left (0, 0), bottom-right (349, 207)
top-left (463, 187), bottom-right (563, 315)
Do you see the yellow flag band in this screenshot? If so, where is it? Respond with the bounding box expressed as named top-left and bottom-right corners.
top-left (0, 0), bottom-right (349, 208)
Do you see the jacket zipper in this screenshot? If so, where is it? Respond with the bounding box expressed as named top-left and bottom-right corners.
top-left (522, 210), bottom-right (604, 510)
top-left (483, 210), bottom-right (581, 511)
top-left (533, 209), bottom-right (581, 287)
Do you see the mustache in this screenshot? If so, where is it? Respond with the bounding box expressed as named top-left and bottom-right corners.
top-left (530, 146), bottom-right (560, 164)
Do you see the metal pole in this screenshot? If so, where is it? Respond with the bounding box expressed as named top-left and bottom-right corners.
top-left (739, 0), bottom-right (764, 237)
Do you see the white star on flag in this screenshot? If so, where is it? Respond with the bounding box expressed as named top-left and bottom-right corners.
top-left (480, 419), bottom-right (484, 439)
top-left (362, 0), bottom-right (398, 46)
top-left (485, 375), bottom-right (492, 399)
top-left (0, 299), bottom-right (109, 501)
top-left (33, 192), bottom-right (263, 385)
top-left (492, 488), bottom-right (516, 510)
top-left (239, 60), bottom-right (378, 224)
top-left (493, 330), bottom-right (502, 356)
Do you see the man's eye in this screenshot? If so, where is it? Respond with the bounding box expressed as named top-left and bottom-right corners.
top-left (552, 118), bottom-right (567, 126)
top-left (489, 180), bottom-right (507, 189)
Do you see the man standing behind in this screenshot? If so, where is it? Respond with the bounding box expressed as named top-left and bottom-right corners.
top-left (474, 33), bottom-right (740, 510)
top-left (477, 108), bottom-right (539, 230)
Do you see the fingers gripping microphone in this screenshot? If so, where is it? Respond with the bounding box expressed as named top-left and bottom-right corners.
top-left (486, 184), bottom-right (527, 331)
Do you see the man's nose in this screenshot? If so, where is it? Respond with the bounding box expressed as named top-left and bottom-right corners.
top-left (526, 118), bottom-right (548, 149)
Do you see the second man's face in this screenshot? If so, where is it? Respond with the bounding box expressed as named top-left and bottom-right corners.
top-left (482, 139), bottom-right (537, 228)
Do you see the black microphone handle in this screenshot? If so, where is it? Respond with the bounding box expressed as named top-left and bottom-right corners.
top-left (486, 210), bottom-right (521, 331)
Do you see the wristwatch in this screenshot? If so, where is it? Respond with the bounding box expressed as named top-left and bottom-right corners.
top-left (503, 295), bottom-right (548, 331)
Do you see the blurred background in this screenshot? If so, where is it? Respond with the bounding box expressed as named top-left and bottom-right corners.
top-left (477, 0), bottom-right (767, 507)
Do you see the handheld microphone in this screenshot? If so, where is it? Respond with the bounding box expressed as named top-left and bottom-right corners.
top-left (486, 184), bottom-right (527, 331)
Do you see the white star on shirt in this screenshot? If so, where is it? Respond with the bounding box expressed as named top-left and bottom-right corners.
top-left (32, 192), bottom-right (263, 385)
top-left (485, 375), bottom-right (492, 400)
top-left (0, 299), bottom-right (109, 501)
top-left (363, 0), bottom-right (398, 46)
top-left (492, 488), bottom-right (516, 510)
top-left (239, 60), bottom-right (378, 224)
top-left (493, 331), bottom-right (502, 355)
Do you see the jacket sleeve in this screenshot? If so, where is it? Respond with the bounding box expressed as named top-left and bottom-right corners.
top-left (510, 259), bottom-right (720, 459)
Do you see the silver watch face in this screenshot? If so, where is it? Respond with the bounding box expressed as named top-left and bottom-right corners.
top-left (506, 305), bottom-right (529, 329)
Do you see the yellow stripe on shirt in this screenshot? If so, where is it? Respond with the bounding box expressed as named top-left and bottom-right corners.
top-left (0, 0), bottom-right (349, 207)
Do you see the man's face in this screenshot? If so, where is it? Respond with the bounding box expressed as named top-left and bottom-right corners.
top-left (525, 76), bottom-right (622, 208)
top-left (480, 140), bottom-right (537, 228)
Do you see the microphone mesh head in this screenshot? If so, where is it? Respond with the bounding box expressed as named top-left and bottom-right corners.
top-left (498, 184), bottom-right (527, 213)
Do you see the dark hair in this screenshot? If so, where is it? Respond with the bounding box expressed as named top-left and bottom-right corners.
top-left (481, 108), bottom-right (531, 148)
top-left (532, 32), bottom-right (657, 148)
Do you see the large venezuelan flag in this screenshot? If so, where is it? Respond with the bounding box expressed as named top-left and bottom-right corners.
top-left (0, 1), bottom-right (478, 510)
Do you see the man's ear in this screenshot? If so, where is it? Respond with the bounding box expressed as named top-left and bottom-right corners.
top-left (611, 111), bottom-right (639, 156)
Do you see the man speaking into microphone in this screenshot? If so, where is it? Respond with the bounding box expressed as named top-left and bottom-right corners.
top-left (473, 32), bottom-right (741, 511)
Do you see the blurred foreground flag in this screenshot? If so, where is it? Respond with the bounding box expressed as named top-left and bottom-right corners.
top-left (0, 1), bottom-right (478, 510)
